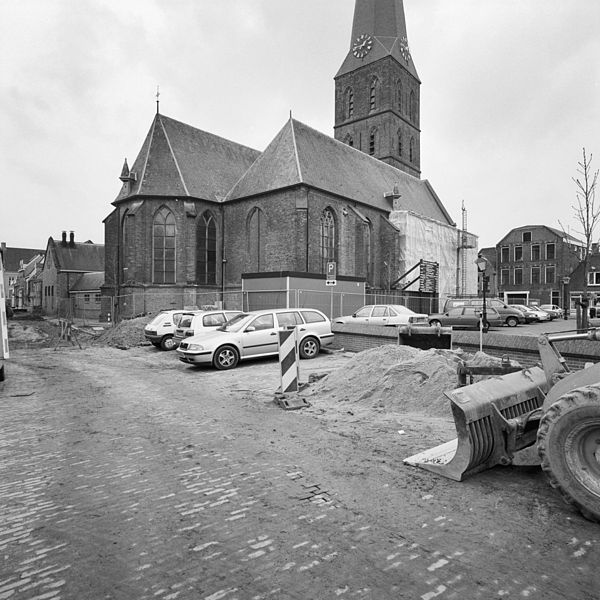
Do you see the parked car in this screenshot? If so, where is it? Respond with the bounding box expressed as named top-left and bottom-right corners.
top-left (173, 310), bottom-right (243, 346)
top-left (527, 305), bottom-right (551, 321)
top-left (540, 304), bottom-right (563, 319)
top-left (144, 309), bottom-right (200, 350)
top-left (177, 308), bottom-right (334, 370)
top-left (443, 297), bottom-right (524, 327)
top-left (428, 306), bottom-right (504, 330)
top-left (334, 304), bottom-right (428, 326)
top-left (510, 304), bottom-right (539, 323)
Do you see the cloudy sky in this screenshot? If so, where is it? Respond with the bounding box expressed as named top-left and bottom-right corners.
top-left (1, 0), bottom-right (599, 251)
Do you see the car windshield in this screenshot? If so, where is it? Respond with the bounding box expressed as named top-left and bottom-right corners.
top-left (218, 313), bottom-right (251, 332)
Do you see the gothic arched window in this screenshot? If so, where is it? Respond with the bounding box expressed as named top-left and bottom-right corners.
top-left (409, 137), bottom-right (415, 162)
top-left (197, 211), bottom-right (217, 285)
top-left (369, 128), bottom-right (377, 156)
top-left (345, 87), bottom-right (354, 119)
top-left (248, 207), bottom-right (265, 271)
top-left (409, 90), bottom-right (416, 122)
top-left (320, 208), bottom-right (337, 272)
top-left (397, 130), bottom-right (403, 157)
top-left (121, 209), bottom-right (131, 282)
top-left (344, 133), bottom-right (354, 148)
top-left (396, 80), bottom-right (403, 112)
top-left (369, 77), bottom-right (379, 111)
top-left (153, 206), bottom-right (176, 284)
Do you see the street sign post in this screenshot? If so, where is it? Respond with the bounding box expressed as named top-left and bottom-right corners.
top-left (326, 261), bottom-right (337, 286)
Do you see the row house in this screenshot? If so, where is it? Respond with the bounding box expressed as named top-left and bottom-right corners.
top-left (495, 225), bottom-right (584, 306)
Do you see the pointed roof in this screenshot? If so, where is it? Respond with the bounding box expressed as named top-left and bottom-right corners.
top-left (336, 0), bottom-right (419, 80)
top-left (114, 114), bottom-right (261, 204)
top-left (46, 238), bottom-right (105, 273)
top-left (227, 118), bottom-right (454, 226)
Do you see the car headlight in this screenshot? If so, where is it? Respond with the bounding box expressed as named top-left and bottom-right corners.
top-left (187, 343), bottom-right (204, 351)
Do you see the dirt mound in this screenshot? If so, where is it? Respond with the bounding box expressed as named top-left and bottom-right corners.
top-left (94, 315), bottom-right (152, 348)
top-left (302, 345), bottom-right (519, 419)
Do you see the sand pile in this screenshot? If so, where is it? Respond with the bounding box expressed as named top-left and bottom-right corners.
top-left (303, 345), bottom-right (520, 419)
top-left (94, 315), bottom-right (152, 348)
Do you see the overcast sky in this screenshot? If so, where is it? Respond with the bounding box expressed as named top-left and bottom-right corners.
top-left (1, 0), bottom-right (599, 251)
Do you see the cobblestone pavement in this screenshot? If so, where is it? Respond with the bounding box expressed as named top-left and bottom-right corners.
top-left (1, 346), bottom-right (599, 600)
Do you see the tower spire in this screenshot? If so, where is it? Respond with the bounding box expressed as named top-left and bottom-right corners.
top-left (155, 85), bottom-right (160, 114)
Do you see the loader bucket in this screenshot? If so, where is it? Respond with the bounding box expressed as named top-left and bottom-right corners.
top-left (404, 366), bottom-right (550, 481)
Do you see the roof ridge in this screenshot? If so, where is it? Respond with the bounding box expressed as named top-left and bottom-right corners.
top-left (158, 115), bottom-right (190, 196)
top-left (289, 117), bottom-right (303, 182)
top-left (137, 116), bottom-right (157, 195)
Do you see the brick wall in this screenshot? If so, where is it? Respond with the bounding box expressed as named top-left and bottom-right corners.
top-left (332, 323), bottom-right (600, 371)
top-left (334, 57), bottom-right (420, 176)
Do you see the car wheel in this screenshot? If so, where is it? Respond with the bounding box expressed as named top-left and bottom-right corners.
top-left (506, 316), bottom-right (518, 327)
top-left (430, 320), bottom-right (442, 327)
top-left (160, 335), bottom-right (176, 351)
top-left (299, 336), bottom-right (320, 359)
top-left (213, 345), bottom-right (239, 370)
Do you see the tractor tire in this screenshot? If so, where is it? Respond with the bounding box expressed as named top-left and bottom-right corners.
top-left (537, 385), bottom-right (600, 522)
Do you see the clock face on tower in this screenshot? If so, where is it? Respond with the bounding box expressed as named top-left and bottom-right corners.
top-left (352, 34), bottom-right (373, 59)
top-left (400, 36), bottom-right (411, 62)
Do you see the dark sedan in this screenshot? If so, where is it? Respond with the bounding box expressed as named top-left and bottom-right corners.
top-left (429, 306), bottom-right (504, 330)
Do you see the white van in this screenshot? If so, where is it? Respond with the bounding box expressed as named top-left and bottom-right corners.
top-left (144, 309), bottom-right (199, 350)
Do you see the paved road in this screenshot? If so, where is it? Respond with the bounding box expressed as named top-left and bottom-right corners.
top-left (1, 344), bottom-right (598, 600)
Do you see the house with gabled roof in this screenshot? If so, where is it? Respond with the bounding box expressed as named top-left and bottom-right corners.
top-left (42, 231), bottom-right (104, 317)
top-left (0, 242), bottom-right (45, 309)
top-left (102, 0), bottom-right (478, 320)
top-left (495, 225), bottom-right (584, 306)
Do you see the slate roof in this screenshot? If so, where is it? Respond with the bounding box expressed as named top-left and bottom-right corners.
top-left (1, 247), bottom-right (44, 272)
top-left (497, 225), bottom-right (584, 247)
top-left (227, 118), bottom-right (454, 226)
top-left (336, 0), bottom-right (419, 80)
top-left (48, 239), bottom-right (105, 272)
top-left (114, 114), bottom-right (261, 203)
top-left (69, 272), bottom-right (104, 292)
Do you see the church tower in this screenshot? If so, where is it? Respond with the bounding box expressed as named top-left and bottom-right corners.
top-left (334, 0), bottom-right (421, 178)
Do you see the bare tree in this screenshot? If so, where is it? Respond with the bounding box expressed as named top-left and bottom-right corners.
top-left (570, 148), bottom-right (599, 328)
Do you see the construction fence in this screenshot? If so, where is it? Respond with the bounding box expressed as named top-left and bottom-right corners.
top-left (98, 288), bottom-right (440, 324)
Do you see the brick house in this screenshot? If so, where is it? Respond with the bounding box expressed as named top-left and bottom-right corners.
top-left (496, 225), bottom-right (584, 306)
top-left (41, 232), bottom-right (104, 317)
top-left (13, 253), bottom-right (45, 312)
top-left (101, 0), bottom-right (478, 320)
top-left (0, 242), bottom-right (44, 309)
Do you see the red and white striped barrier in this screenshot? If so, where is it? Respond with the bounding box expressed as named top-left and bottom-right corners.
top-left (278, 328), bottom-right (299, 393)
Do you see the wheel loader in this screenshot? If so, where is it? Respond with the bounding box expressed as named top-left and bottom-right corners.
top-left (404, 330), bottom-right (600, 522)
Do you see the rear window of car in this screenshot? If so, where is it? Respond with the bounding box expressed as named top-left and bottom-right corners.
top-left (179, 315), bottom-right (194, 328)
top-left (202, 313), bottom-right (225, 327)
top-left (300, 310), bottom-right (326, 323)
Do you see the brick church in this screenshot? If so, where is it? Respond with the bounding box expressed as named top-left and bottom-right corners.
top-left (101, 0), bottom-right (477, 320)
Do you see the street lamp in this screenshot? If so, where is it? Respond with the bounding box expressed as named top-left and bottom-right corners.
top-left (475, 254), bottom-right (489, 333)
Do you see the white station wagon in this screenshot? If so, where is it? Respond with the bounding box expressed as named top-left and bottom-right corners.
top-left (177, 308), bottom-right (334, 370)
